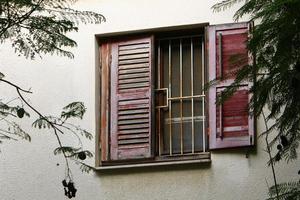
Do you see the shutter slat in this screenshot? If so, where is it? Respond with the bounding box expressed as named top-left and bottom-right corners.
top-left (119, 113), bottom-right (149, 120)
top-left (118, 144), bottom-right (149, 150)
top-left (118, 109), bottom-right (149, 115)
top-left (119, 73), bottom-right (149, 80)
top-left (119, 77), bottom-right (149, 84)
top-left (118, 138), bottom-right (149, 145)
top-left (119, 48), bottom-right (149, 56)
top-left (110, 36), bottom-right (153, 160)
top-left (119, 128), bottom-right (149, 135)
top-left (119, 53), bottom-right (149, 60)
top-left (118, 68), bottom-right (149, 74)
top-left (119, 104), bottom-right (149, 110)
top-left (118, 98), bottom-right (149, 105)
top-left (208, 22), bottom-right (255, 149)
top-left (118, 133), bottom-right (149, 140)
top-left (119, 63), bottom-right (149, 70)
top-left (119, 42), bottom-right (150, 50)
top-left (119, 58), bottom-right (149, 65)
top-left (118, 118), bottom-right (149, 125)
top-left (118, 124), bottom-right (149, 130)
top-left (119, 82), bottom-right (149, 89)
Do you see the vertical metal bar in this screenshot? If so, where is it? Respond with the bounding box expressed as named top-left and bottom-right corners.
top-left (168, 40), bottom-right (172, 156)
top-left (201, 37), bottom-right (206, 152)
top-left (191, 38), bottom-right (195, 154)
top-left (158, 41), bottom-right (161, 156)
top-left (180, 39), bottom-right (183, 155)
top-left (158, 42), bottom-right (161, 87)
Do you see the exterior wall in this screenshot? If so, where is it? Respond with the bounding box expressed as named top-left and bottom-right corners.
top-left (0, 0), bottom-right (298, 199)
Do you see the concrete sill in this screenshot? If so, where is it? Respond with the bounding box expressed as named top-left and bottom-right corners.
top-left (95, 153), bottom-right (211, 171)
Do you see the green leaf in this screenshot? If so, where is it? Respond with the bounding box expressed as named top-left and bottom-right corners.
top-left (32, 117), bottom-right (51, 129)
top-left (53, 146), bottom-right (80, 156)
top-left (61, 102), bottom-right (86, 120)
top-left (75, 161), bottom-right (95, 173)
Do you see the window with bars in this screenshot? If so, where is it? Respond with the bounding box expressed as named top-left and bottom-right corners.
top-left (98, 22), bottom-right (255, 168)
top-left (155, 36), bottom-right (206, 156)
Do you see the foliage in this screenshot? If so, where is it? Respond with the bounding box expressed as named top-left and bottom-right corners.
top-left (213, 0), bottom-right (300, 199)
top-left (268, 181), bottom-right (300, 200)
top-left (0, 0), bottom-right (104, 198)
top-left (0, 0), bottom-right (105, 59)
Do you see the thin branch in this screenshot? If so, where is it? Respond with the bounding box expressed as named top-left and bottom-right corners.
top-left (0, 79), bottom-right (32, 93)
top-left (16, 88), bottom-right (73, 179)
top-left (262, 110), bottom-right (279, 200)
top-left (1, 78), bottom-right (72, 179)
top-left (53, 122), bottom-right (83, 148)
top-left (0, 129), bottom-right (18, 141)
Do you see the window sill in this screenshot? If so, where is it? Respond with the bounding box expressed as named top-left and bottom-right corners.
top-left (95, 152), bottom-right (211, 171)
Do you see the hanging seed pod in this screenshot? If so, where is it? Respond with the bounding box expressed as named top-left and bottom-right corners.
top-left (67, 190), bottom-right (72, 199)
top-left (62, 179), bottom-right (68, 187)
top-left (68, 181), bottom-right (75, 191)
top-left (72, 189), bottom-right (77, 197)
top-left (275, 153), bottom-right (281, 161)
top-left (277, 144), bottom-right (283, 151)
top-left (78, 151), bottom-right (87, 160)
top-left (17, 108), bottom-right (25, 118)
top-left (280, 135), bottom-right (289, 147)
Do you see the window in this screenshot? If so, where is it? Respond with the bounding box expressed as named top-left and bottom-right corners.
top-left (155, 36), bottom-right (206, 156)
top-left (97, 22), bottom-right (255, 168)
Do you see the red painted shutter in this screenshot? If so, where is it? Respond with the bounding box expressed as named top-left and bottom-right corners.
top-left (110, 36), bottom-right (154, 160)
top-left (208, 22), bottom-right (255, 149)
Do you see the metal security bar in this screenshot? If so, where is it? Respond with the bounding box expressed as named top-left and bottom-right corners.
top-left (155, 35), bottom-right (205, 156)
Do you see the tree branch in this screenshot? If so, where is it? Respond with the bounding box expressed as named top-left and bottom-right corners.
top-left (262, 110), bottom-right (279, 200)
top-left (0, 79), bottom-right (32, 93)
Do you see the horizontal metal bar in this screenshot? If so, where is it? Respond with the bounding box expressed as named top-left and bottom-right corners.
top-left (168, 95), bottom-right (205, 100)
top-left (158, 35), bottom-right (204, 41)
top-left (165, 116), bottom-right (205, 124)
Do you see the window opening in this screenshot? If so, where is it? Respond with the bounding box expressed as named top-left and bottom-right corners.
top-left (155, 35), bottom-right (206, 156)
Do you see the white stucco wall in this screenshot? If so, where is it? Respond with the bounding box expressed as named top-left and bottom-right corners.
top-left (0, 0), bottom-right (299, 200)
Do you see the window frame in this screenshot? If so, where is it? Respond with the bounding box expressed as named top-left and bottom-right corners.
top-left (95, 22), bottom-right (254, 169)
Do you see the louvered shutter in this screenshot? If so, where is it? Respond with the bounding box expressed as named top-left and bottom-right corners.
top-left (207, 22), bottom-right (255, 149)
top-left (110, 36), bottom-right (154, 160)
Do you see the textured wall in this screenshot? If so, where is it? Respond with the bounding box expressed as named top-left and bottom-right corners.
top-left (0, 0), bottom-right (299, 199)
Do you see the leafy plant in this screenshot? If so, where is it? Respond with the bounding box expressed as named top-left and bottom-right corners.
top-left (213, 0), bottom-right (300, 199)
top-left (0, 0), bottom-right (104, 198)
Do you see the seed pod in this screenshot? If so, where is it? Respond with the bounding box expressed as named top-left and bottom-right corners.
top-left (72, 189), bottom-right (77, 197)
top-left (68, 182), bottom-right (75, 190)
top-left (78, 151), bottom-right (87, 160)
top-left (277, 144), bottom-right (283, 151)
top-left (67, 191), bottom-right (72, 199)
top-left (280, 135), bottom-right (289, 147)
top-left (275, 153), bottom-right (281, 161)
top-left (17, 108), bottom-right (25, 118)
top-left (62, 180), bottom-right (68, 187)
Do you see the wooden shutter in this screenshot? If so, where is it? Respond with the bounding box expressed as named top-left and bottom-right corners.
top-left (110, 36), bottom-right (154, 160)
top-left (207, 22), bottom-right (255, 149)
